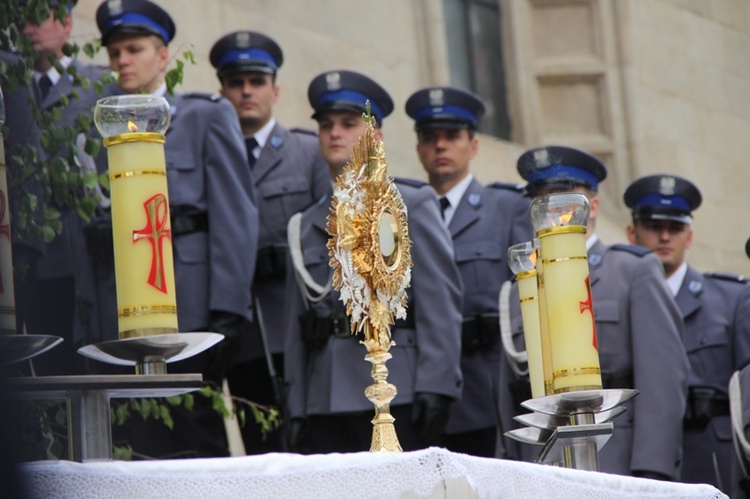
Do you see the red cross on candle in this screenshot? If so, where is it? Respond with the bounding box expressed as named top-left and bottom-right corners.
top-left (579, 275), bottom-right (596, 349)
top-left (132, 193), bottom-right (171, 293)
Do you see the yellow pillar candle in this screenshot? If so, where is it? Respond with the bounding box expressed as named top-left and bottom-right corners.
top-left (0, 137), bottom-right (16, 336)
top-left (95, 95), bottom-right (177, 339)
top-left (508, 241), bottom-right (547, 398)
top-left (517, 270), bottom-right (545, 398)
top-left (104, 133), bottom-right (178, 339)
top-left (531, 194), bottom-right (601, 394)
top-left (534, 247), bottom-right (555, 396)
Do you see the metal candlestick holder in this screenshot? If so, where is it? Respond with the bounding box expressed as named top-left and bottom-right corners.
top-left (0, 334), bottom-right (63, 365)
top-left (507, 388), bottom-right (638, 471)
top-left (78, 332), bottom-right (222, 374)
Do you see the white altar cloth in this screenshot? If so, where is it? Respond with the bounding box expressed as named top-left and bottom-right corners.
top-left (21, 447), bottom-right (727, 498)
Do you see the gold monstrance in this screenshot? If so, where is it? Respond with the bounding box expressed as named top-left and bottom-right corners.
top-left (326, 108), bottom-right (412, 452)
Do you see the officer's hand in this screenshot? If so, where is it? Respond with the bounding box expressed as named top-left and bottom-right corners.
top-left (208, 311), bottom-right (247, 379)
top-left (410, 392), bottom-right (452, 446)
top-left (633, 470), bottom-right (671, 481)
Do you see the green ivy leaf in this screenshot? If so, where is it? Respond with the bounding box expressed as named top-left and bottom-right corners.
top-left (42, 225), bottom-right (55, 243)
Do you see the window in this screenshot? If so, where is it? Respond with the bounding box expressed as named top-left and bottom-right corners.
top-left (443, 0), bottom-right (511, 139)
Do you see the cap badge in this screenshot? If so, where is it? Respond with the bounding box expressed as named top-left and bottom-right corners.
top-left (326, 72), bottom-right (341, 91)
top-left (533, 148), bottom-right (550, 168)
top-left (659, 176), bottom-right (676, 196)
top-left (108, 0), bottom-right (123, 16)
top-left (236, 32), bottom-right (251, 48)
top-left (429, 89), bottom-right (444, 106)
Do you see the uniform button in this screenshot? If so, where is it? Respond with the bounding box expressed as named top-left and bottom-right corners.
top-left (700, 338), bottom-right (707, 345)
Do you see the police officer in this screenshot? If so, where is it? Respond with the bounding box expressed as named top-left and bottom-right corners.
top-left (3, 1), bottom-right (104, 375)
top-left (208, 30), bottom-right (328, 454)
top-left (405, 86), bottom-right (530, 457)
top-left (283, 70), bottom-right (463, 453)
top-left (624, 174), bottom-right (750, 491)
top-left (77, 0), bottom-right (259, 457)
top-left (500, 145), bottom-right (689, 480)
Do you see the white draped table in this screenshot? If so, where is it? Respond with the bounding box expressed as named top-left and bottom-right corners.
top-left (21, 447), bottom-right (726, 498)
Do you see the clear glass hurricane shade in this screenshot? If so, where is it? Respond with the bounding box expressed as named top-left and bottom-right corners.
top-left (94, 95), bottom-right (171, 138)
top-left (508, 241), bottom-right (537, 274)
top-left (529, 193), bottom-right (590, 233)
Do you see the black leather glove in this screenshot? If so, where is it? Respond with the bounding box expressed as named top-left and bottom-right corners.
top-left (632, 470), bottom-right (671, 481)
top-left (208, 311), bottom-right (247, 379)
top-left (410, 392), bottom-right (452, 446)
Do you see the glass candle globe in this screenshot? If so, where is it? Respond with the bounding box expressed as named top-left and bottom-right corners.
top-left (529, 193), bottom-right (590, 235)
top-left (94, 95), bottom-right (171, 139)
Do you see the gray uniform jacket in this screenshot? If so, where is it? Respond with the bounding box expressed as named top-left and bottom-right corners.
top-left (678, 266), bottom-right (750, 490)
top-left (244, 123), bottom-right (328, 361)
top-left (3, 57), bottom-right (104, 274)
top-left (284, 180), bottom-right (463, 419)
top-left (500, 239), bottom-right (689, 480)
top-left (74, 92), bottom-right (258, 343)
top-left (444, 179), bottom-right (530, 434)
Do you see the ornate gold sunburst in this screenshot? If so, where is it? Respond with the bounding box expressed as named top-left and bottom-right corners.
top-left (326, 112), bottom-right (412, 351)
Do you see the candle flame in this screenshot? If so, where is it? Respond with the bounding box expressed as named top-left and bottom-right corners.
top-left (127, 120), bottom-right (138, 132)
top-left (529, 251), bottom-right (537, 266)
top-left (558, 209), bottom-right (573, 225)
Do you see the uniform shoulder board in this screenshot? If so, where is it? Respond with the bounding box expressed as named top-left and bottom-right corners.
top-left (488, 181), bottom-right (524, 193)
top-left (704, 272), bottom-right (747, 284)
top-left (393, 177), bottom-right (427, 189)
top-left (289, 127), bottom-right (318, 137)
top-left (611, 243), bottom-right (652, 257)
top-left (183, 92), bottom-right (222, 102)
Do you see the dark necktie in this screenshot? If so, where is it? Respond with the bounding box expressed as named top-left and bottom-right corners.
top-left (245, 137), bottom-right (258, 169)
top-left (439, 197), bottom-right (450, 220)
top-left (38, 74), bottom-right (52, 102)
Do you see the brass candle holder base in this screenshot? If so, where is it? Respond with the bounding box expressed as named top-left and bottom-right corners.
top-left (0, 334), bottom-right (63, 365)
top-left (506, 388), bottom-right (638, 471)
top-left (364, 349), bottom-right (402, 452)
top-left (78, 332), bottom-right (222, 375)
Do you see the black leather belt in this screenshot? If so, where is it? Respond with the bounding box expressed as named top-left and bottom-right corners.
top-left (171, 213), bottom-right (208, 236)
top-left (684, 386), bottom-right (729, 429)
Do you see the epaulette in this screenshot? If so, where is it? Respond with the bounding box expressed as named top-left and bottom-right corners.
top-left (488, 181), bottom-right (524, 193)
top-left (704, 272), bottom-right (747, 284)
top-left (183, 92), bottom-right (222, 102)
top-left (289, 127), bottom-right (318, 137)
top-left (610, 243), bottom-right (652, 257)
top-left (394, 177), bottom-right (427, 188)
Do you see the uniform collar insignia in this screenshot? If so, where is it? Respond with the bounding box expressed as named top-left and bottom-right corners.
top-left (659, 176), bottom-right (676, 196)
top-left (688, 280), bottom-right (702, 294)
top-left (468, 192), bottom-right (481, 207)
top-left (270, 135), bottom-right (283, 148)
top-left (589, 253), bottom-right (602, 266)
